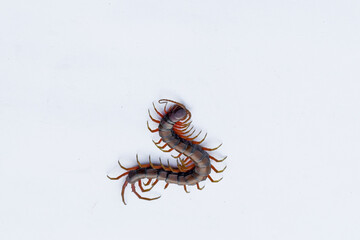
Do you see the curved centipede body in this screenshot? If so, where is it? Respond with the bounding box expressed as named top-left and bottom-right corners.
top-left (108, 99), bottom-right (226, 205)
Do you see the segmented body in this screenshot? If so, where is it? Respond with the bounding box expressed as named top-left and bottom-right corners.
top-left (108, 99), bottom-right (226, 205)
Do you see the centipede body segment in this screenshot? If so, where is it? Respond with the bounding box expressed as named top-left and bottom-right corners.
top-left (108, 99), bottom-right (226, 204)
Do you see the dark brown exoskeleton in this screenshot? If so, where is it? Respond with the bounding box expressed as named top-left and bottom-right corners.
top-left (108, 99), bottom-right (226, 204)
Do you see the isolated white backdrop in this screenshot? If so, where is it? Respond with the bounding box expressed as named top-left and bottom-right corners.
top-left (1, 1), bottom-right (359, 239)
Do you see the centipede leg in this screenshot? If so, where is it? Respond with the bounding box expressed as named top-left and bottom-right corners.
top-left (138, 180), bottom-right (156, 192)
top-left (136, 154), bottom-right (143, 168)
top-left (148, 109), bottom-right (160, 123)
top-left (211, 164), bottom-right (227, 173)
top-left (151, 179), bottom-right (159, 187)
top-left (202, 143), bottom-right (223, 151)
top-left (196, 183), bottom-right (205, 190)
top-left (107, 171), bottom-right (129, 180)
top-left (152, 102), bottom-right (163, 118)
top-left (153, 138), bottom-right (162, 145)
top-left (171, 152), bottom-right (182, 159)
top-left (192, 133), bottom-right (207, 145)
top-left (118, 161), bottom-right (138, 171)
top-left (121, 181), bottom-right (129, 205)
top-left (183, 185), bottom-right (190, 193)
top-left (187, 130), bottom-right (202, 141)
top-left (157, 143), bottom-right (168, 149)
top-left (209, 155), bottom-right (227, 162)
top-left (144, 178), bottom-right (152, 186)
top-left (208, 175), bottom-right (223, 183)
top-left (164, 183), bottom-right (169, 189)
top-left (131, 184), bottom-right (161, 201)
top-left (147, 121), bottom-right (159, 133)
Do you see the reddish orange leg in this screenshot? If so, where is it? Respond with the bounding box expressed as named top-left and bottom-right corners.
top-left (155, 143), bottom-right (173, 153)
top-left (159, 158), bottom-right (171, 171)
top-left (121, 181), bottom-right (129, 205)
top-left (152, 102), bottom-right (163, 118)
top-left (211, 164), bottom-right (227, 173)
top-left (171, 152), bottom-right (182, 159)
top-left (149, 156), bottom-right (162, 170)
top-left (167, 159), bottom-right (180, 173)
top-left (148, 109), bottom-right (160, 123)
top-left (151, 179), bottom-right (159, 187)
top-left (192, 133), bottom-right (208, 144)
top-left (185, 164), bottom-right (195, 170)
top-left (187, 130), bottom-right (202, 141)
top-left (160, 148), bottom-right (173, 153)
top-left (157, 143), bottom-right (168, 149)
top-left (209, 155), bottom-right (227, 162)
top-left (118, 161), bottom-right (138, 171)
top-left (107, 171), bottom-right (129, 180)
top-left (184, 129), bottom-right (196, 138)
top-left (183, 185), bottom-right (190, 193)
top-left (164, 183), bottom-right (170, 189)
top-left (153, 138), bottom-right (162, 145)
top-left (131, 184), bottom-right (161, 201)
top-left (147, 121), bottom-right (159, 133)
top-left (208, 175), bottom-right (223, 183)
top-left (144, 179), bottom-right (152, 186)
top-left (182, 126), bottom-right (194, 135)
top-left (177, 160), bottom-right (188, 172)
top-left (138, 180), bottom-right (156, 192)
top-left (196, 183), bottom-right (205, 190)
top-left (202, 143), bottom-right (222, 151)
top-left (136, 154), bottom-right (143, 168)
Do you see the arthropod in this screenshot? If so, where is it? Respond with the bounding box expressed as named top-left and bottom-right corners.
top-left (108, 99), bottom-right (226, 204)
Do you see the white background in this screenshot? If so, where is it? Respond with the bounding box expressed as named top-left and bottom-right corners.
top-left (1, 1), bottom-right (359, 239)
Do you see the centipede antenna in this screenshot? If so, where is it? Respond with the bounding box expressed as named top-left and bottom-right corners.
top-left (147, 121), bottom-right (159, 133)
top-left (209, 155), bottom-right (227, 162)
top-left (202, 143), bottom-right (223, 151)
top-left (196, 183), bottom-right (205, 190)
top-left (208, 175), bottom-right (223, 183)
top-left (163, 101), bottom-right (169, 114)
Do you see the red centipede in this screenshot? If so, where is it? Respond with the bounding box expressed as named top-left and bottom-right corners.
top-left (108, 99), bottom-right (227, 205)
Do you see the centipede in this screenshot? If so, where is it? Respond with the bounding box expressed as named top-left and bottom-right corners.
top-left (107, 99), bottom-right (226, 205)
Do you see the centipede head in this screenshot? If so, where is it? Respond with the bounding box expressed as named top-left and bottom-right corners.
top-left (170, 105), bottom-right (187, 121)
